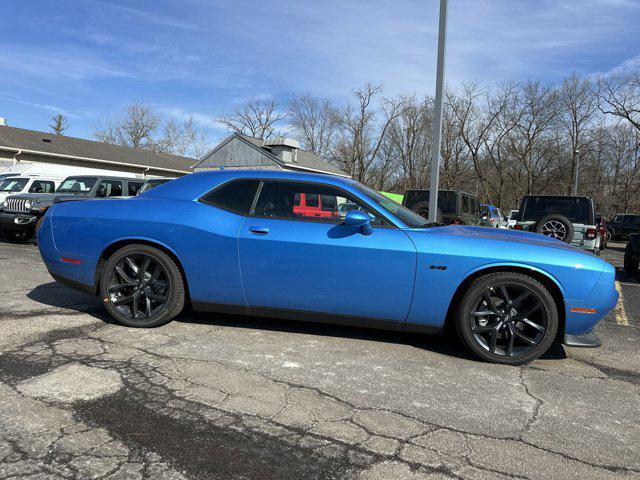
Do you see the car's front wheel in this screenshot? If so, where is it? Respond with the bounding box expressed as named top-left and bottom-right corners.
top-left (100, 244), bottom-right (185, 327)
top-left (455, 272), bottom-right (558, 365)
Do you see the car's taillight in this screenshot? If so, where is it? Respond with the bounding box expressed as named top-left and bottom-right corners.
top-left (514, 225), bottom-right (523, 230)
top-left (452, 218), bottom-right (462, 225)
top-left (586, 228), bottom-right (597, 240)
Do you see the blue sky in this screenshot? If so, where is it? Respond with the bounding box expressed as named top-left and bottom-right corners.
top-left (1, 0), bottom-right (639, 141)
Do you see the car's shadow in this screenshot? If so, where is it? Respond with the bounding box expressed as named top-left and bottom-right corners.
top-left (27, 281), bottom-right (567, 362)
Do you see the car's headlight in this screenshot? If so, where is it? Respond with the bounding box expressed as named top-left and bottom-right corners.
top-left (24, 200), bottom-right (32, 210)
top-left (2, 200), bottom-right (7, 209)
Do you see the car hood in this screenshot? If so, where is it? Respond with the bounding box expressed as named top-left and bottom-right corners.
top-left (408, 225), bottom-right (594, 255)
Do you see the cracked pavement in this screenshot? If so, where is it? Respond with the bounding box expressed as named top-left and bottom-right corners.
top-left (0, 241), bottom-right (639, 479)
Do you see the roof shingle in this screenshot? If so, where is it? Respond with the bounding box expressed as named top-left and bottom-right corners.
top-left (0, 125), bottom-right (194, 173)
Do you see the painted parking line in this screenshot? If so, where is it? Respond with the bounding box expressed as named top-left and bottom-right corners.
top-left (614, 281), bottom-right (630, 326)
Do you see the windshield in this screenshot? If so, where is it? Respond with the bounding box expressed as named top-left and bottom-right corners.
top-left (522, 197), bottom-right (592, 224)
top-left (138, 179), bottom-right (168, 194)
top-left (0, 178), bottom-right (29, 193)
top-left (355, 184), bottom-right (428, 228)
top-left (57, 177), bottom-right (97, 193)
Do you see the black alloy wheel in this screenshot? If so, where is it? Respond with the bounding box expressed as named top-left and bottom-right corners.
top-left (100, 244), bottom-right (185, 327)
top-left (456, 272), bottom-right (558, 365)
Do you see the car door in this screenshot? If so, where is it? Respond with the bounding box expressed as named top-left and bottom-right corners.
top-left (238, 180), bottom-right (417, 322)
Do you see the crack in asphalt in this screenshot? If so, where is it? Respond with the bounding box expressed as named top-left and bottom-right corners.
top-left (2, 322), bottom-right (638, 479)
top-left (517, 367), bottom-right (544, 441)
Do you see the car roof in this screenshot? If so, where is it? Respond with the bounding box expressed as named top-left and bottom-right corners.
top-left (143, 169), bottom-right (356, 201)
top-left (523, 195), bottom-right (592, 201)
top-left (64, 175), bottom-right (141, 181)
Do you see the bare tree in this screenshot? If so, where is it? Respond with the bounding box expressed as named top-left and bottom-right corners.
top-left (383, 95), bottom-right (432, 189)
top-left (94, 104), bottom-right (210, 158)
top-left (561, 74), bottom-right (597, 193)
top-left (93, 104), bottom-right (160, 149)
top-left (49, 114), bottom-right (69, 135)
top-left (596, 69), bottom-right (640, 132)
top-left (218, 97), bottom-right (286, 140)
top-left (332, 84), bottom-right (406, 182)
top-left (156, 117), bottom-right (211, 158)
top-left (287, 92), bottom-right (339, 158)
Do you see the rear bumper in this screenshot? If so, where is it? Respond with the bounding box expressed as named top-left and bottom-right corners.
top-left (0, 212), bottom-right (37, 232)
top-left (563, 332), bottom-right (601, 348)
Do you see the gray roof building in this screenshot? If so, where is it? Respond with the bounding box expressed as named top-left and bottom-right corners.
top-left (192, 133), bottom-right (348, 177)
top-left (0, 124), bottom-right (194, 177)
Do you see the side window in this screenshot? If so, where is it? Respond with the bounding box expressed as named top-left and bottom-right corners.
top-left (96, 180), bottom-right (123, 197)
top-left (305, 193), bottom-right (319, 207)
top-left (462, 196), bottom-right (470, 214)
top-left (253, 181), bottom-right (385, 226)
top-left (28, 180), bottom-right (55, 193)
top-left (473, 199), bottom-right (480, 215)
top-left (201, 179), bottom-right (260, 214)
top-left (128, 182), bottom-right (144, 196)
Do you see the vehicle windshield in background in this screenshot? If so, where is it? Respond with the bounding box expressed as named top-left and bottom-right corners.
top-left (0, 178), bottom-right (29, 192)
top-left (356, 184), bottom-right (427, 228)
top-left (522, 197), bottom-right (591, 224)
top-left (409, 191), bottom-right (457, 215)
top-left (56, 177), bottom-right (97, 193)
top-left (138, 179), bottom-right (170, 194)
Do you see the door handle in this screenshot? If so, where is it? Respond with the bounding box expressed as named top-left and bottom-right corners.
top-left (249, 226), bottom-right (270, 235)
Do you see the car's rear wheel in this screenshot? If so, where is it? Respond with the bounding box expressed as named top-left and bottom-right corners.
top-left (100, 244), bottom-right (185, 327)
top-left (455, 272), bottom-right (558, 365)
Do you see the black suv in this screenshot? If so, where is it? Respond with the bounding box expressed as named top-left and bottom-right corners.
top-left (403, 189), bottom-right (482, 225)
top-left (0, 175), bottom-right (144, 242)
top-left (608, 214), bottom-right (640, 240)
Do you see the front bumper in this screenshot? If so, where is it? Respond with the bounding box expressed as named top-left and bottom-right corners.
top-left (564, 332), bottom-right (601, 348)
top-left (0, 212), bottom-right (38, 232)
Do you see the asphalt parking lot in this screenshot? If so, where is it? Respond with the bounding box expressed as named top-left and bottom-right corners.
top-left (0, 240), bottom-right (638, 480)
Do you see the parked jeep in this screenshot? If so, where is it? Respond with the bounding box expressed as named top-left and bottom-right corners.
top-left (624, 234), bottom-right (640, 279)
top-left (608, 213), bottom-right (640, 240)
top-left (403, 189), bottom-right (482, 225)
top-left (513, 195), bottom-right (600, 253)
top-left (0, 175), bottom-right (144, 242)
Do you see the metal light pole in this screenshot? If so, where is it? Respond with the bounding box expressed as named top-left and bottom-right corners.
top-left (427, 0), bottom-right (448, 222)
top-left (572, 149), bottom-right (580, 195)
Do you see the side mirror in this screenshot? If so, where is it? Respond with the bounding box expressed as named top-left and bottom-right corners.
top-left (344, 210), bottom-right (373, 235)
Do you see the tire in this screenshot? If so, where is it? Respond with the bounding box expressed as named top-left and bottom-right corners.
top-left (3, 231), bottom-right (31, 244)
top-left (455, 272), bottom-right (558, 365)
top-left (534, 214), bottom-right (574, 243)
top-left (624, 243), bottom-right (639, 275)
top-left (99, 244), bottom-right (185, 327)
top-left (607, 228), bottom-right (615, 241)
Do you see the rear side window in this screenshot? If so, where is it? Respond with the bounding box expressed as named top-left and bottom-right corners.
top-left (128, 182), bottom-right (144, 196)
top-left (96, 180), bottom-right (123, 197)
top-left (28, 180), bottom-right (55, 193)
top-left (201, 179), bottom-right (260, 214)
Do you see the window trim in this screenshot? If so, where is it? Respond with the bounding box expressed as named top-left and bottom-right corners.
top-left (198, 177), bottom-right (397, 228)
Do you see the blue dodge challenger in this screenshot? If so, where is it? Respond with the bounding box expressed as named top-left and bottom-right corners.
top-left (37, 170), bottom-right (618, 364)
